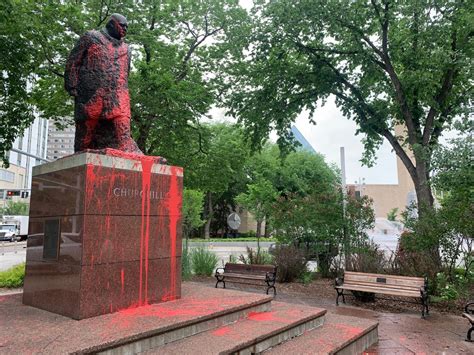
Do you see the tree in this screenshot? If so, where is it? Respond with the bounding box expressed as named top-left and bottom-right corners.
top-left (0, 201), bottom-right (29, 216)
top-left (0, 0), bottom-right (38, 166)
top-left (165, 123), bottom-right (250, 238)
top-left (432, 128), bottom-right (473, 274)
top-left (236, 177), bottom-right (277, 238)
top-left (223, 0), bottom-right (473, 215)
top-left (181, 188), bottom-right (205, 279)
top-left (126, 0), bottom-right (250, 156)
top-left (181, 188), bottom-right (205, 238)
top-left (270, 150), bottom-right (341, 261)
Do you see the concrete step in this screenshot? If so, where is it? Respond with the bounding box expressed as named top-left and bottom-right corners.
top-left (96, 286), bottom-right (274, 355)
top-left (140, 301), bottom-right (327, 354)
top-left (266, 313), bottom-right (378, 355)
top-left (3, 284), bottom-right (274, 354)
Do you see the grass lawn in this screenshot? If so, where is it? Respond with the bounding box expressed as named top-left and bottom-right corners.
top-left (0, 263), bottom-right (25, 288)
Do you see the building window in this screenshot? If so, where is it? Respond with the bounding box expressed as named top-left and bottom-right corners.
top-left (0, 169), bottom-right (15, 183)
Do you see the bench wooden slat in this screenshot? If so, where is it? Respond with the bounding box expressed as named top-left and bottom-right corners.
top-left (215, 263), bottom-right (277, 295)
top-left (342, 280), bottom-right (422, 292)
top-left (336, 271), bottom-right (429, 317)
top-left (221, 273), bottom-right (267, 280)
top-left (224, 263), bottom-right (275, 274)
top-left (336, 284), bottom-right (420, 297)
top-left (344, 273), bottom-right (424, 286)
top-left (344, 271), bottom-right (424, 284)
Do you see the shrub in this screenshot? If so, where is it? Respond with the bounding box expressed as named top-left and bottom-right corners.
top-left (191, 247), bottom-right (219, 276)
top-left (346, 241), bottom-right (390, 274)
top-left (387, 208), bottom-right (399, 221)
top-left (0, 263), bottom-right (25, 288)
top-left (395, 231), bottom-right (440, 279)
top-left (239, 246), bottom-right (273, 265)
top-left (181, 246), bottom-right (192, 281)
top-left (298, 270), bottom-right (314, 285)
top-left (271, 244), bottom-right (307, 282)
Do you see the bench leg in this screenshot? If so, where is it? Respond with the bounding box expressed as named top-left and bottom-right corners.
top-left (215, 278), bottom-right (225, 289)
top-left (421, 294), bottom-right (429, 318)
top-left (266, 279), bottom-right (276, 296)
top-left (266, 285), bottom-right (276, 296)
top-left (467, 325), bottom-right (473, 342)
top-left (336, 289), bottom-right (345, 306)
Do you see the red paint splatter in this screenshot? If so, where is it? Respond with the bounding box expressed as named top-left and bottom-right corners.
top-left (139, 156), bottom-right (155, 306)
top-left (334, 323), bottom-right (363, 337)
top-left (247, 311), bottom-right (276, 321)
top-left (212, 327), bottom-right (231, 336)
top-left (165, 166), bottom-right (182, 300)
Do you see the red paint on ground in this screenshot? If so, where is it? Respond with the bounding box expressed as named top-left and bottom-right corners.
top-left (334, 323), bottom-right (363, 337)
top-left (248, 311), bottom-right (276, 322)
top-left (212, 326), bottom-right (232, 336)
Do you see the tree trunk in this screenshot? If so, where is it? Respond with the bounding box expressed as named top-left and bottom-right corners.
top-left (413, 160), bottom-right (434, 215)
top-left (256, 220), bottom-right (262, 239)
top-left (204, 192), bottom-right (213, 239)
top-left (392, 145), bottom-right (435, 215)
top-left (264, 215), bottom-right (271, 237)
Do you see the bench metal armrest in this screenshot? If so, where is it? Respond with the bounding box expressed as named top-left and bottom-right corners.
top-left (465, 301), bottom-right (474, 314)
top-left (215, 267), bottom-right (225, 276)
top-left (335, 277), bottom-right (344, 287)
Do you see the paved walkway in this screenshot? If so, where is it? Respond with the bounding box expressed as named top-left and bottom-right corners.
top-left (197, 280), bottom-right (473, 354)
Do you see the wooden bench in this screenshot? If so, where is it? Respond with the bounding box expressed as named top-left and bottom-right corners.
top-left (335, 271), bottom-right (429, 317)
top-left (215, 263), bottom-right (277, 295)
top-left (462, 301), bottom-right (474, 342)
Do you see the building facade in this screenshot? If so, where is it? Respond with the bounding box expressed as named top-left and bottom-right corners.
top-left (0, 117), bottom-right (49, 208)
top-left (46, 121), bottom-right (75, 161)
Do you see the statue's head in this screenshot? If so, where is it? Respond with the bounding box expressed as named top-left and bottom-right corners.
top-left (106, 13), bottom-right (128, 40)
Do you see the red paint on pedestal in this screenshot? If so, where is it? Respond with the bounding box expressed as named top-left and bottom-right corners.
top-left (139, 156), bottom-right (155, 305)
top-left (164, 166), bottom-right (182, 301)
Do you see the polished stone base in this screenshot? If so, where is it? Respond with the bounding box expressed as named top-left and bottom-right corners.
top-left (22, 151), bottom-right (183, 319)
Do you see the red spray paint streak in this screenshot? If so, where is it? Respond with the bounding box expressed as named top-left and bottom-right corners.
top-left (139, 156), bottom-right (155, 306)
top-left (164, 166), bottom-right (182, 301)
top-left (121, 268), bottom-right (125, 295)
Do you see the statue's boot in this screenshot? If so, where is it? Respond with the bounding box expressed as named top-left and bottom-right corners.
top-left (74, 119), bottom-right (99, 152)
top-left (113, 116), bottom-right (143, 155)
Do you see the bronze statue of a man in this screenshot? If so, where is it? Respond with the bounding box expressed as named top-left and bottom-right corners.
top-left (65, 13), bottom-right (142, 154)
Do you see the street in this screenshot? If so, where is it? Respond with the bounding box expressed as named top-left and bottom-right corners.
top-left (0, 236), bottom-right (398, 272)
top-left (0, 241), bottom-right (27, 271)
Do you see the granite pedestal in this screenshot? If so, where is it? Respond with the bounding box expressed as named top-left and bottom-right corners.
top-left (22, 151), bottom-right (183, 319)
